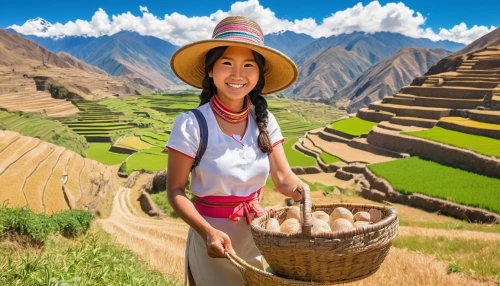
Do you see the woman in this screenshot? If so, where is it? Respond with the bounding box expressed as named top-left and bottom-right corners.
top-left (166, 16), bottom-right (308, 285)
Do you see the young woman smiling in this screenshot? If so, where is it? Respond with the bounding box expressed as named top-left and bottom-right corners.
top-left (166, 16), bottom-right (308, 286)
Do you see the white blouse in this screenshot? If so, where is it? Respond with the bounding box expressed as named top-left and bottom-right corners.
top-left (166, 102), bottom-right (284, 197)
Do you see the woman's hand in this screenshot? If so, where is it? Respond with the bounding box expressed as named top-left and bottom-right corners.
top-left (205, 227), bottom-right (234, 258)
top-left (292, 182), bottom-right (309, 202)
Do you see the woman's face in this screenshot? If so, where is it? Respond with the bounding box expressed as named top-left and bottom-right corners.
top-left (210, 46), bottom-right (260, 103)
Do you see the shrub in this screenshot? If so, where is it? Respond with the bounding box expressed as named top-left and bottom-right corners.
top-left (0, 206), bottom-right (93, 244)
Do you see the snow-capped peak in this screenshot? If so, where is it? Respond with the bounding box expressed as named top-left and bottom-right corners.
top-left (25, 17), bottom-right (52, 33)
top-left (271, 30), bottom-right (287, 35)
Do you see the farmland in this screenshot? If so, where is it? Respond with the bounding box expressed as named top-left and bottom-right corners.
top-left (330, 117), bottom-right (378, 137)
top-left (368, 157), bottom-right (500, 213)
top-left (403, 127), bottom-right (500, 157)
top-left (59, 94), bottom-right (344, 173)
top-left (0, 110), bottom-right (87, 156)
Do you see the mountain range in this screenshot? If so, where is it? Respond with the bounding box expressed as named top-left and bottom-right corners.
top-left (7, 28), bottom-right (180, 90)
top-left (0, 29), bottom-right (145, 99)
top-left (334, 47), bottom-right (451, 112)
top-left (6, 17), bottom-right (485, 110)
top-left (280, 31), bottom-right (463, 100)
top-left (425, 27), bottom-right (500, 77)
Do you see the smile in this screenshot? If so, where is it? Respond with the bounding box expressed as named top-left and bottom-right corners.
top-left (226, 83), bottom-right (246, 89)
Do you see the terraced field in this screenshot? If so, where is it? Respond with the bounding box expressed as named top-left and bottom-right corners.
top-left (58, 102), bottom-right (135, 142)
top-left (125, 147), bottom-right (168, 174)
top-left (403, 126), bottom-right (500, 157)
top-left (291, 46), bottom-right (500, 221)
top-left (0, 64), bottom-right (143, 101)
top-left (0, 110), bottom-right (87, 156)
top-left (0, 73), bottom-right (79, 117)
top-left (86, 143), bottom-right (129, 165)
top-left (0, 130), bottom-right (117, 214)
top-left (69, 95), bottom-right (345, 172)
top-left (369, 157), bottom-right (500, 213)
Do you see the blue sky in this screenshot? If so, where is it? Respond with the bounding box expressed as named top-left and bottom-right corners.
top-left (3, 0), bottom-right (498, 45)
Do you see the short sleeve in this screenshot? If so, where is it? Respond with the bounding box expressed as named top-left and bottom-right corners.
top-left (166, 112), bottom-right (200, 159)
top-left (267, 110), bottom-right (284, 147)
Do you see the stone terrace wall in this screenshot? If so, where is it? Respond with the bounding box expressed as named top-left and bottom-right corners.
top-left (367, 127), bottom-right (500, 178)
top-left (293, 143), bottom-right (341, 173)
top-left (342, 165), bottom-right (500, 223)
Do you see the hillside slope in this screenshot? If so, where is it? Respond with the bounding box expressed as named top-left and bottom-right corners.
top-left (0, 29), bottom-right (148, 100)
top-left (0, 130), bottom-right (118, 215)
top-left (286, 32), bottom-right (462, 99)
top-left (336, 47), bottom-right (450, 112)
top-left (291, 47), bottom-right (372, 99)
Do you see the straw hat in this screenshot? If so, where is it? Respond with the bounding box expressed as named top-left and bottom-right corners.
top-left (170, 16), bottom-right (298, 94)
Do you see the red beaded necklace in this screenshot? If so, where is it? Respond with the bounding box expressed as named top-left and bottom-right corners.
top-left (210, 95), bottom-right (251, 123)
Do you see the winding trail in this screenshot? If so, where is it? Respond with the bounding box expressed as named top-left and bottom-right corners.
top-left (98, 187), bottom-right (188, 282)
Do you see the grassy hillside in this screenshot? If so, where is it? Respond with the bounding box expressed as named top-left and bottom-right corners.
top-left (368, 157), bottom-right (500, 214)
top-left (74, 94), bottom-right (344, 170)
top-left (330, 117), bottom-right (378, 137)
top-left (0, 110), bottom-right (87, 156)
top-left (0, 206), bottom-right (177, 285)
top-left (403, 127), bottom-right (500, 157)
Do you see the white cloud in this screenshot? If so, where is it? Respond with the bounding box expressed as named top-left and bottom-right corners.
top-left (7, 0), bottom-right (496, 45)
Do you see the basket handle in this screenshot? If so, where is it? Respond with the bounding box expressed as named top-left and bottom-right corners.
top-left (298, 184), bottom-right (312, 237)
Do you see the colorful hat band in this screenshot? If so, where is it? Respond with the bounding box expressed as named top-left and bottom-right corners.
top-left (212, 23), bottom-right (264, 45)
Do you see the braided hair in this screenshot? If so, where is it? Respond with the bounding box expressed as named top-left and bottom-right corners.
top-left (199, 46), bottom-right (273, 154)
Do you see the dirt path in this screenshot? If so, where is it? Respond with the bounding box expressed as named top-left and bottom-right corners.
top-left (399, 226), bottom-right (500, 242)
top-left (299, 172), bottom-right (356, 188)
top-left (307, 134), bottom-right (396, 164)
top-left (98, 187), bottom-right (188, 281)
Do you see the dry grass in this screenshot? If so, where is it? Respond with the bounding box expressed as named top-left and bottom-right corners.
top-left (23, 146), bottom-right (65, 213)
top-left (42, 151), bottom-right (73, 214)
top-left (99, 187), bottom-right (188, 281)
top-left (0, 136), bottom-right (39, 174)
top-left (0, 143), bottom-right (52, 207)
top-left (299, 173), bottom-right (355, 189)
top-left (0, 137), bottom-right (41, 208)
top-left (399, 226), bottom-right (500, 242)
top-left (115, 136), bottom-right (153, 151)
top-left (0, 131), bottom-right (21, 150)
top-left (78, 158), bottom-right (95, 199)
top-left (307, 134), bottom-right (396, 164)
top-left (441, 117), bottom-right (500, 130)
top-left (348, 248), bottom-right (496, 286)
top-left (21, 145), bottom-right (56, 213)
top-left (63, 153), bottom-right (85, 200)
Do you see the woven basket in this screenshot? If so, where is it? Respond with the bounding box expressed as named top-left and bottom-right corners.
top-left (250, 186), bottom-right (399, 284)
top-left (226, 251), bottom-right (328, 286)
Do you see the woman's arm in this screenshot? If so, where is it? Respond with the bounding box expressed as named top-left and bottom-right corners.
top-left (268, 143), bottom-right (305, 201)
top-left (167, 150), bottom-right (233, 258)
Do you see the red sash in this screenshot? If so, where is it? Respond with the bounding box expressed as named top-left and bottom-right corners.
top-left (193, 189), bottom-right (265, 224)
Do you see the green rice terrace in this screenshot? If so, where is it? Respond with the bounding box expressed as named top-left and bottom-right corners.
top-left (1, 94), bottom-right (345, 174)
top-left (369, 157), bottom-right (500, 213)
top-left (402, 126), bottom-right (500, 157)
top-left (330, 117), bottom-right (379, 137)
top-left (0, 110), bottom-right (87, 156)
